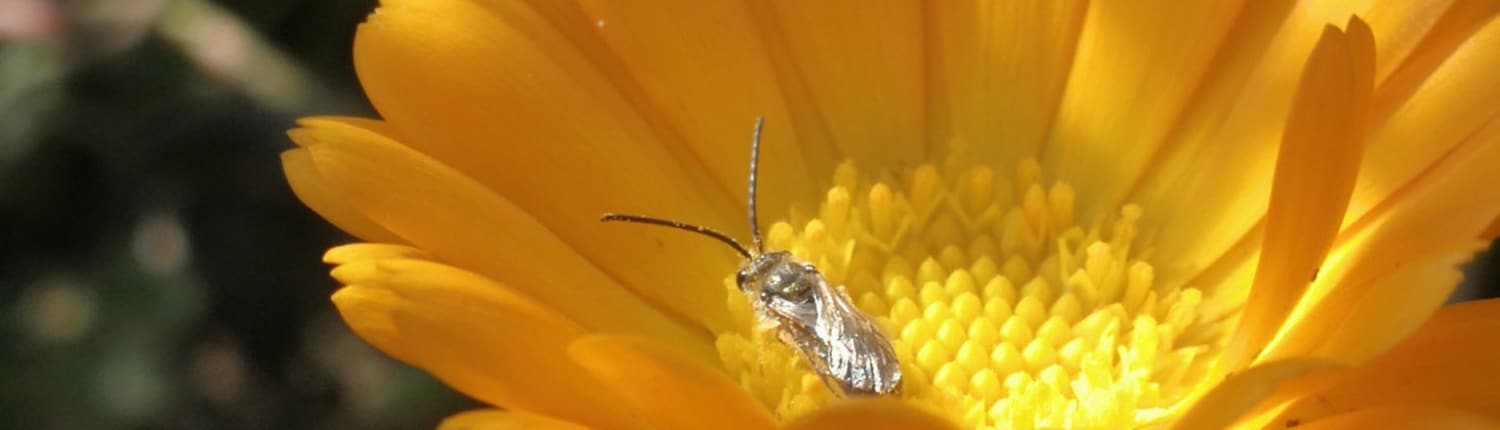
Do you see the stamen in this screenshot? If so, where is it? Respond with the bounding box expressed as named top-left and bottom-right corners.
top-left (714, 158), bottom-right (1227, 428)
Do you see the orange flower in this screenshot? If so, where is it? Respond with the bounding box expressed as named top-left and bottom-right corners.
top-left (283, 1), bottom-right (1500, 428)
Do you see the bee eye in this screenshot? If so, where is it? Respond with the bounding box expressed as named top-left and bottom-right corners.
top-left (736, 271), bottom-right (748, 286)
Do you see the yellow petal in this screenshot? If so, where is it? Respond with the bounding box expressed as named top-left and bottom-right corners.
top-left (295, 119), bottom-right (713, 360)
top-left (322, 243), bottom-right (430, 265)
top-left (1044, 0), bottom-right (1245, 218)
top-left (330, 262), bottom-right (643, 430)
top-left (1225, 22), bottom-right (1370, 370)
top-left (1180, 222), bottom-right (1260, 332)
top-left (356, 0), bottom-right (736, 228)
top-left (1263, 113), bottom-right (1500, 363)
top-left (1226, 364), bottom-right (1351, 429)
top-left (354, 0), bottom-right (751, 332)
top-left (1146, 4), bottom-right (1499, 277)
top-left (784, 399), bottom-right (959, 430)
top-left (1287, 252), bottom-right (1471, 360)
top-left (928, 0), bottom-right (1087, 165)
top-left (1277, 406), bottom-right (1500, 430)
top-left (1352, 16), bottom-right (1500, 222)
top-left (1133, 11), bottom-right (1371, 291)
top-left (438, 409), bottom-right (592, 430)
top-left (506, 1), bottom-right (840, 206)
top-left (752, 0), bottom-right (927, 167)
top-left (568, 335), bottom-right (776, 430)
top-left (565, 0), bottom-right (830, 215)
top-left (281, 148), bottom-right (404, 244)
top-left (289, 115), bottom-right (404, 145)
top-left (1171, 359), bottom-right (1338, 430)
top-left (1268, 299), bottom-right (1500, 426)
top-left (1368, 1), bottom-right (1499, 123)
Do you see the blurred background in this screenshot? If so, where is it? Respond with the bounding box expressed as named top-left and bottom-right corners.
top-left (0, 1), bottom-right (1495, 429)
top-left (1, 0), bottom-right (474, 428)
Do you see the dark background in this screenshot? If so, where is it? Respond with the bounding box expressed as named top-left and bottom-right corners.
top-left (0, 1), bottom-right (1495, 429)
top-left (1, 1), bottom-right (472, 429)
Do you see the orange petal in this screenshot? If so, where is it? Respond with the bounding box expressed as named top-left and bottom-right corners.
top-left (289, 115), bottom-right (403, 145)
top-left (438, 409), bottom-right (592, 430)
top-left (1351, 15), bottom-right (1500, 223)
top-left (1129, 10), bottom-right (1295, 302)
top-left (322, 243), bottom-right (430, 265)
top-left (329, 261), bottom-right (643, 430)
top-left (1275, 406), bottom-right (1500, 430)
top-left (356, 0), bottom-right (736, 227)
top-left (1367, 1), bottom-right (1500, 125)
top-left (568, 335), bottom-right (776, 430)
top-left (1267, 299), bottom-right (1500, 426)
top-left (751, 0), bottom-right (927, 168)
top-left (1057, 12), bottom-right (1385, 296)
top-left (1134, 10), bottom-right (1379, 293)
top-left (1043, 0), bottom-right (1246, 219)
top-left (1263, 111), bottom-right (1500, 364)
top-left (562, 0), bottom-right (830, 215)
top-left (1225, 364), bottom-right (1351, 429)
top-left (294, 119), bottom-right (713, 360)
top-left (1225, 22), bottom-right (1370, 370)
top-left (927, 0), bottom-right (1087, 166)
top-left (1124, 7), bottom-right (1297, 292)
top-left (784, 398), bottom-right (959, 430)
top-left (1171, 359), bottom-right (1339, 430)
top-left (354, 0), bottom-right (750, 333)
top-left (281, 148), bottom-right (403, 244)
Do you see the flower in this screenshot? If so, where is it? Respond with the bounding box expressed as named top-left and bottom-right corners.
top-left (282, 0), bottom-right (1500, 428)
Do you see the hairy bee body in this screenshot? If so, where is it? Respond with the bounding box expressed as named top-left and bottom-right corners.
top-left (738, 252), bottom-right (902, 396)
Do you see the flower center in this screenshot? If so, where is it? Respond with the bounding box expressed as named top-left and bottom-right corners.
top-left (714, 158), bottom-right (1225, 428)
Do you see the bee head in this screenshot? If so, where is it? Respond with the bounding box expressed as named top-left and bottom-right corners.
top-left (737, 251), bottom-right (812, 300)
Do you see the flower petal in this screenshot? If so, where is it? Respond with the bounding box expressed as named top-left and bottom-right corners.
top-left (1132, 11), bottom-right (1378, 292)
top-left (1352, 14), bottom-right (1500, 223)
top-left (1126, 5), bottom-right (1320, 290)
top-left (281, 148), bottom-right (404, 244)
top-left (1225, 22), bottom-right (1371, 370)
top-left (357, 0), bottom-right (736, 227)
top-left (1367, 1), bottom-right (1499, 124)
top-left (438, 409), bottom-right (592, 430)
top-left (1171, 359), bottom-right (1338, 430)
top-left (1262, 111), bottom-right (1500, 364)
top-left (568, 335), bottom-right (776, 430)
top-left (1131, 0), bottom-right (1483, 292)
top-left (1043, 0), bottom-right (1246, 218)
top-left (1274, 406), bottom-right (1500, 430)
top-left (752, 0), bottom-right (927, 168)
top-left (322, 243), bottom-right (430, 265)
top-left (1267, 299), bottom-right (1500, 426)
top-left (289, 115), bottom-right (404, 145)
top-left (354, 0), bottom-right (752, 332)
top-left (784, 399), bottom-right (958, 430)
top-left (329, 259), bottom-right (643, 430)
top-left (928, 0), bottom-right (1087, 165)
top-left (294, 119), bottom-right (713, 360)
top-left (561, 0), bottom-right (832, 214)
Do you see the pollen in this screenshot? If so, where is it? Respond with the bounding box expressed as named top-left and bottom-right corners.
top-left (714, 156), bottom-right (1228, 428)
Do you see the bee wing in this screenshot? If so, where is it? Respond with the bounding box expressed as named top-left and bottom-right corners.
top-left (804, 278), bottom-right (902, 396)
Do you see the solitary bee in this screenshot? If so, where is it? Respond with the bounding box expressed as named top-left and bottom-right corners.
top-left (601, 118), bottom-right (903, 397)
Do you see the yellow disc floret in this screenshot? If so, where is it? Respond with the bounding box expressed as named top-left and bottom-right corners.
top-left (715, 156), bottom-right (1227, 428)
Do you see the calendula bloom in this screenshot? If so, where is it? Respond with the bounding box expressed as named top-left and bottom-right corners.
top-left (282, 0), bottom-right (1500, 428)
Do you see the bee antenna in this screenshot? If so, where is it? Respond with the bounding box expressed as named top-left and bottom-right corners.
top-left (748, 116), bottom-right (766, 254)
top-left (601, 213), bottom-right (753, 259)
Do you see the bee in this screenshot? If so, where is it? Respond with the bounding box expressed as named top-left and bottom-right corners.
top-left (602, 118), bottom-right (902, 397)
